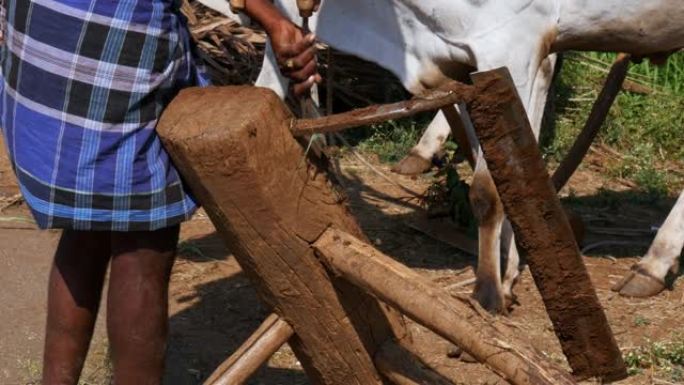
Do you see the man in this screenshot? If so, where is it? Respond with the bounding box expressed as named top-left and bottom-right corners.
top-left (0, 0), bottom-right (319, 383)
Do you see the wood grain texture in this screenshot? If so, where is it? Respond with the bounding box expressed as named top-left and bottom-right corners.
top-left (158, 86), bottom-right (407, 385)
top-left (314, 228), bottom-right (576, 385)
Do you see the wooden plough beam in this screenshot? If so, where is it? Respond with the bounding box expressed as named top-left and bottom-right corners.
top-left (158, 86), bottom-right (434, 385)
top-left (157, 65), bottom-right (628, 385)
top-left (468, 68), bottom-right (626, 381)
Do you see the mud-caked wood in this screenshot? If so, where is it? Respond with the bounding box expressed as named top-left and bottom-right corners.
top-left (467, 68), bottom-right (627, 382)
top-left (314, 228), bottom-right (576, 385)
top-left (157, 86), bottom-right (407, 385)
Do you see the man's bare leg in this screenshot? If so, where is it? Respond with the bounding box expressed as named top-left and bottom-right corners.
top-left (107, 225), bottom-right (179, 385)
top-left (42, 231), bottom-right (111, 385)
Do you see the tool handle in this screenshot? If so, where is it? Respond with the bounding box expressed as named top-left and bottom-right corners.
top-left (297, 0), bottom-right (316, 17)
top-left (228, 0), bottom-right (245, 13)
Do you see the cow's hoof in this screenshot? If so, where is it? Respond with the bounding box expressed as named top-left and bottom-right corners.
top-left (472, 281), bottom-right (507, 315)
top-left (504, 291), bottom-right (519, 310)
top-left (611, 267), bottom-right (666, 298)
top-left (502, 274), bottom-right (521, 310)
top-left (391, 153), bottom-right (432, 175)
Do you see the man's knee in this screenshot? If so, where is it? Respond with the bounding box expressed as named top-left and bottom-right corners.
top-left (110, 225), bottom-right (180, 257)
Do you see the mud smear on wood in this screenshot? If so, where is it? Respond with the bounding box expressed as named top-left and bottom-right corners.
top-left (157, 86), bottom-right (407, 385)
top-left (467, 69), bottom-right (627, 382)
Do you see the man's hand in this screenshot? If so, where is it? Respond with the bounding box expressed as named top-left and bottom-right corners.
top-left (242, 0), bottom-right (321, 96)
top-left (268, 20), bottom-right (322, 96)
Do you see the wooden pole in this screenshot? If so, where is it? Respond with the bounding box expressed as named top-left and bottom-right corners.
top-left (441, 105), bottom-right (476, 167)
top-left (551, 54), bottom-right (630, 190)
top-left (467, 68), bottom-right (627, 382)
top-left (204, 314), bottom-right (294, 385)
top-left (158, 86), bottom-right (408, 385)
top-left (314, 228), bottom-right (577, 385)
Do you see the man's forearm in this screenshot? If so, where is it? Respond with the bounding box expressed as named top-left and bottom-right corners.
top-left (231, 0), bottom-right (321, 94)
top-left (241, 0), bottom-right (288, 35)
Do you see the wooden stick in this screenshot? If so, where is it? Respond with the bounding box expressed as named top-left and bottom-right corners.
top-left (314, 228), bottom-right (576, 385)
top-left (374, 340), bottom-right (455, 385)
top-left (551, 54), bottom-right (630, 190)
top-left (467, 68), bottom-right (627, 382)
top-left (191, 19), bottom-right (234, 35)
top-left (204, 314), bottom-right (294, 385)
top-left (441, 105), bottom-right (476, 167)
top-left (292, 81), bottom-right (474, 136)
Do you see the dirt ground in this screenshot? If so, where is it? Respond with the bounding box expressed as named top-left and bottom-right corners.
top-left (1, 133), bottom-right (683, 385)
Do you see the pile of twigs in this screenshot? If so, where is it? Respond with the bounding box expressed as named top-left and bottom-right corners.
top-left (181, 0), bottom-right (265, 85)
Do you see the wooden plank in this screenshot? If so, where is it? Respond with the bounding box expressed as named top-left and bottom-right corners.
top-left (158, 86), bottom-right (408, 385)
top-left (314, 228), bottom-right (577, 385)
top-left (467, 68), bottom-right (627, 382)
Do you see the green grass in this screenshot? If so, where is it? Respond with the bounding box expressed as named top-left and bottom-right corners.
top-left (543, 51), bottom-right (684, 196)
top-left (352, 52), bottom-right (684, 198)
top-left (19, 357), bottom-right (41, 384)
top-left (629, 53), bottom-right (684, 95)
top-left (350, 113), bottom-right (433, 163)
top-left (633, 315), bottom-right (652, 327)
top-left (624, 334), bottom-right (684, 381)
top-left (348, 51), bottom-right (684, 220)
top-left (424, 165), bottom-right (478, 236)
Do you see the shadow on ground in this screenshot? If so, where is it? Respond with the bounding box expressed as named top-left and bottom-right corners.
top-left (561, 189), bottom-right (677, 259)
top-left (165, 228), bottom-right (308, 385)
top-left (165, 159), bottom-right (681, 384)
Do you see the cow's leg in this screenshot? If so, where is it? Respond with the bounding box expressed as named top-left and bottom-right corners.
top-left (613, 189), bottom-right (684, 297)
top-left (392, 111), bottom-right (450, 175)
top-left (435, 102), bottom-right (513, 312)
top-left (499, 54), bottom-right (558, 304)
top-left (393, 99), bottom-right (481, 175)
top-left (469, 155), bottom-right (507, 313)
top-left (499, 220), bottom-right (520, 306)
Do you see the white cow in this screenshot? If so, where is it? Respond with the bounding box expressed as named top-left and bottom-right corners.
top-left (199, 0), bottom-right (684, 313)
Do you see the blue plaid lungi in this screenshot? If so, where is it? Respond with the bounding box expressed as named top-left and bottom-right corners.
top-left (0, 0), bottom-right (209, 231)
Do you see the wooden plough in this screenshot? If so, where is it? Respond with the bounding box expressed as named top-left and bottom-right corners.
top-left (157, 64), bottom-right (630, 385)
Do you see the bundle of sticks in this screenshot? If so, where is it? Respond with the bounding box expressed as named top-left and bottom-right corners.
top-left (181, 0), bottom-right (265, 85)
